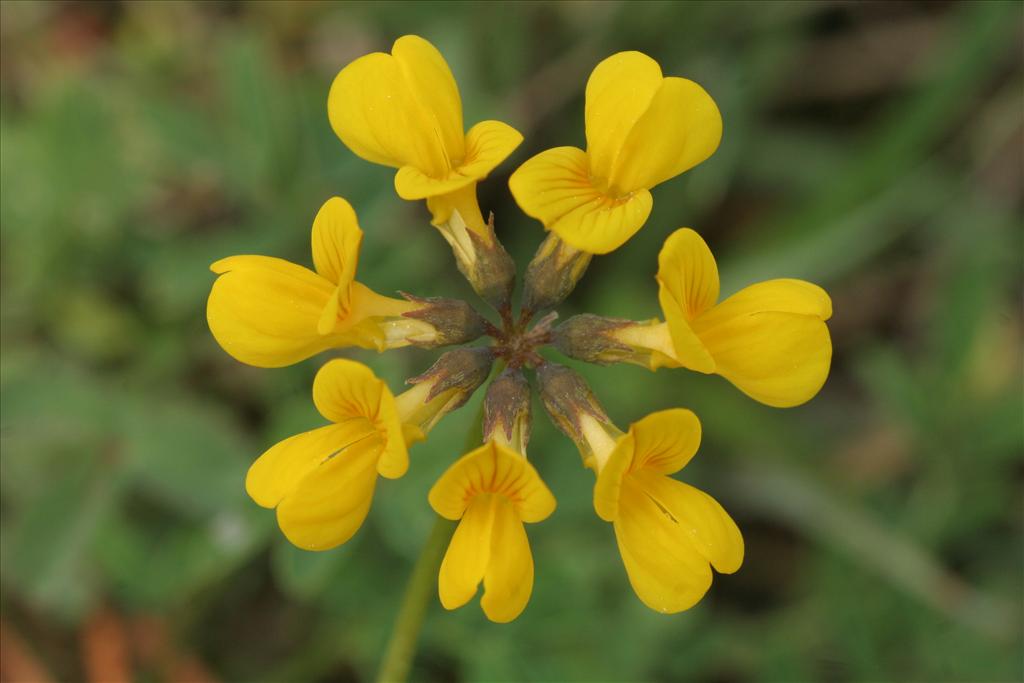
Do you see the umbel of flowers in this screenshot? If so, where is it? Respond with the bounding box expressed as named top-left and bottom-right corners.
top-left (207, 35), bottom-right (832, 623)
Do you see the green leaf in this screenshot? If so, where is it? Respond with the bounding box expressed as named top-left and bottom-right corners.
top-left (2, 454), bottom-right (126, 623)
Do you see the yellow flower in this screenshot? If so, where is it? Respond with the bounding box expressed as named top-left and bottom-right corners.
top-left (509, 51), bottom-right (721, 255)
top-left (614, 228), bottom-right (833, 407)
top-left (246, 359), bottom-right (410, 551)
top-left (207, 196), bottom-right (437, 368)
top-left (585, 409), bottom-right (743, 613)
top-left (328, 35), bottom-right (522, 235)
top-left (428, 441), bottom-right (556, 623)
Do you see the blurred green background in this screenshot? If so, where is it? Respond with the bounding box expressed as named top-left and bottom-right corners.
top-left (1, 1), bottom-right (1021, 682)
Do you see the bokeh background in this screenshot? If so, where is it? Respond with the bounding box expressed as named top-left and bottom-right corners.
top-left (1, 1), bottom-right (1022, 682)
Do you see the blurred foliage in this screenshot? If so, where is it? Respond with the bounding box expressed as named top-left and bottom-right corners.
top-left (1, 1), bottom-right (1022, 682)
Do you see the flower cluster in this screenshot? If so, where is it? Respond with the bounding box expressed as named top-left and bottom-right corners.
top-left (207, 35), bottom-right (832, 622)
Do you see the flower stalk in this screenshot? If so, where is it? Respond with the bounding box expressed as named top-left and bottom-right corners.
top-left (374, 515), bottom-right (456, 683)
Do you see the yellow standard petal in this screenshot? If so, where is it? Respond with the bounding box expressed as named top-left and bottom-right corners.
top-left (692, 279), bottom-right (833, 407)
top-left (311, 197), bottom-right (362, 292)
top-left (508, 146), bottom-right (653, 255)
top-left (593, 408), bottom-right (701, 522)
top-left (428, 442), bottom-right (556, 523)
top-left (657, 227), bottom-right (720, 318)
top-left (655, 227), bottom-right (719, 373)
top-left (430, 442), bottom-right (555, 622)
top-left (312, 359), bottom-right (409, 479)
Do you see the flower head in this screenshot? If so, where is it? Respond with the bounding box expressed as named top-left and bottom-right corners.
top-left (211, 35), bottom-right (830, 626)
top-left (509, 51), bottom-right (721, 255)
top-left (429, 440), bottom-right (555, 622)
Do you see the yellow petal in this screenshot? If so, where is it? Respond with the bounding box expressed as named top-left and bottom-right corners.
top-left (593, 408), bottom-right (701, 522)
top-left (424, 182), bottom-right (487, 234)
top-left (311, 359), bottom-right (409, 478)
top-left (693, 279), bottom-right (833, 407)
top-left (656, 291), bottom-right (716, 373)
top-left (701, 278), bottom-right (832, 322)
top-left (402, 423), bottom-right (426, 447)
top-left (275, 432), bottom-right (384, 551)
top-left (345, 281), bottom-right (418, 320)
top-left (394, 165), bottom-right (475, 201)
top-left (246, 419), bottom-right (377, 508)
top-left (207, 256), bottom-right (341, 368)
top-left (508, 146), bottom-right (653, 255)
top-left (428, 442), bottom-right (555, 524)
top-left (312, 359), bottom-right (380, 422)
top-left (584, 51), bottom-right (664, 183)
top-left (438, 495), bottom-right (494, 610)
top-left (593, 430), bottom-right (635, 523)
top-left (333, 315), bottom-right (387, 353)
top-left (633, 471), bottom-right (743, 574)
top-left (629, 408), bottom-right (702, 475)
top-left (393, 121), bottom-right (521, 201)
top-left (374, 383), bottom-right (410, 480)
top-left (391, 35), bottom-right (465, 162)
top-left (480, 496), bottom-right (534, 623)
top-left (657, 228), bottom-right (720, 318)
top-left (327, 52), bottom-right (450, 177)
top-left (311, 197), bottom-right (362, 293)
top-left (457, 120), bottom-right (523, 181)
top-left (608, 77), bottom-right (722, 193)
top-left (316, 287), bottom-right (342, 336)
top-left (613, 477), bottom-right (713, 613)
top-left (655, 228), bottom-right (721, 372)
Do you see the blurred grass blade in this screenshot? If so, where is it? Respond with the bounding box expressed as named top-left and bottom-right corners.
top-left (726, 461), bottom-right (1019, 642)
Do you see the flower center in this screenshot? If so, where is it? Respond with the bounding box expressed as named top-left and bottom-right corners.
top-left (490, 310), bottom-right (559, 369)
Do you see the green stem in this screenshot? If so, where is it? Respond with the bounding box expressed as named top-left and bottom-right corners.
top-left (374, 514), bottom-right (457, 683)
top-left (375, 405), bottom-right (487, 683)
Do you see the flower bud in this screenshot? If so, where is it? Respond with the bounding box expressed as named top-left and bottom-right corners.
top-left (400, 293), bottom-right (488, 349)
top-left (437, 209), bottom-right (516, 312)
top-left (554, 314), bottom-right (631, 364)
top-left (482, 368), bottom-right (532, 453)
top-left (396, 347), bottom-right (495, 436)
top-left (522, 234), bottom-right (592, 314)
top-left (554, 314), bottom-right (668, 369)
top-left (535, 362), bottom-right (621, 466)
